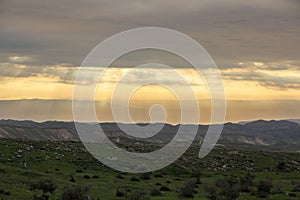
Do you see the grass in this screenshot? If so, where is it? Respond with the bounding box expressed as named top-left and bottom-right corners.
top-left (0, 138), bottom-right (299, 199)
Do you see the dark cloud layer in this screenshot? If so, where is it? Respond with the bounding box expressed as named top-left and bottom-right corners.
top-left (1, 0), bottom-right (300, 67)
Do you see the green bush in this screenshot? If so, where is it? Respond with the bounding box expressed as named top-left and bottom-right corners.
top-left (291, 181), bottom-right (300, 192)
top-left (160, 185), bottom-right (171, 191)
top-left (30, 179), bottom-right (56, 194)
top-left (125, 189), bottom-right (149, 200)
top-left (61, 185), bottom-right (89, 200)
top-left (150, 188), bottom-right (161, 196)
top-left (178, 180), bottom-right (197, 198)
top-left (191, 169), bottom-right (202, 184)
top-left (130, 177), bottom-right (140, 182)
top-left (276, 162), bottom-right (286, 171)
top-left (140, 173), bottom-right (151, 180)
top-left (205, 177), bottom-right (240, 200)
top-left (116, 187), bottom-right (126, 197)
top-left (239, 173), bottom-right (255, 193)
top-left (256, 179), bottom-right (272, 198)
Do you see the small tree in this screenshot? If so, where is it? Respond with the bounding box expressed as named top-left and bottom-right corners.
top-left (256, 179), bottom-right (272, 198)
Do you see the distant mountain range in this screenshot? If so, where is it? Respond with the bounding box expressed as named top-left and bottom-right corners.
top-left (0, 119), bottom-right (299, 151)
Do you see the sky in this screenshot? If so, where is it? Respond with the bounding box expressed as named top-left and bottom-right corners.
top-left (0, 0), bottom-right (299, 124)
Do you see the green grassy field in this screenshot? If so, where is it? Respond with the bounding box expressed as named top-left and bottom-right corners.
top-left (0, 138), bottom-right (299, 199)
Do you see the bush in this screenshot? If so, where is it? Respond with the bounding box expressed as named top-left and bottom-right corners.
top-left (116, 187), bottom-right (126, 197)
top-left (160, 185), bottom-right (170, 191)
top-left (30, 179), bottom-right (56, 200)
top-left (116, 174), bottom-right (124, 179)
top-left (240, 173), bottom-right (255, 193)
top-left (33, 194), bottom-right (49, 200)
top-left (191, 170), bottom-right (202, 184)
top-left (83, 175), bottom-right (90, 179)
top-left (30, 179), bottom-right (56, 194)
top-left (125, 189), bottom-right (149, 200)
top-left (154, 173), bottom-right (163, 178)
top-left (61, 185), bottom-right (89, 200)
top-left (92, 175), bottom-right (99, 179)
top-left (130, 177), bottom-right (140, 182)
top-left (140, 173), bottom-right (151, 180)
top-left (276, 162), bottom-right (286, 171)
top-left (205, 177), bottom-right (240, 200)
top-left (150, 188), bottom-right (161, 196)
top-left (256, 179), bottom-right (272, 198)
top-left (178, 180), bottom-right (197, 198)
top-left (291, 181), bottom-right (300, 192)
top-left (271, 185), bottom-right (284, 194)
top-left (0, 188), bottom-right (10, 196)
top-left (69, 174), bottom-right (75, 182)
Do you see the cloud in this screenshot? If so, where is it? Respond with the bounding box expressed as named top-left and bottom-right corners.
top-left (0, 63), bottom-right (205, 87)
top-left (221, 61), bottom-right (300, 90)
top-left (1, 59), bottom-right (299, 90)
top-left (9, 56), bottom-right (32, 63)
top-left (0, 0), bottom-right (299, 66)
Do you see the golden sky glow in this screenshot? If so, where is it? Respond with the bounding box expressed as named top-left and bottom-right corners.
top-left (0, 65), bottom-right (299, 101)
top-left (0, 61), bottom-right (299, 124)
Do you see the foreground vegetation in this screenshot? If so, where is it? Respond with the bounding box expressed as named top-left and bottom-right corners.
top-left (0, 138), bottom-right (299, 199)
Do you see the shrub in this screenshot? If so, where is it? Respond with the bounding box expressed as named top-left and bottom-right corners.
top-left (160, 185), bottom-right (170, 191)
top-left (83, 175), bottom-right (90, 179)
top-left (61, 185), bottom-right (89, 200)
top-left (125, 189), bottom-right (149, 200)
top-left (130, 177), bottom-right (140, 182)
top-left (0, 188), bottom-right (10, 196)
top-left (178, 180), bottom-right (197, 198)
top-left (116, 187), bottom-right (126, 197)
top-left (116, 174), bottom-right (124, 179)
top-left (140, 173), bottom-right (151, 180)
top-left (191, 170), bottom-right (202, 184)
top-left (205, 177), bottom-right (240, 200)
top-left (271, 185), bottom-right (284, 194)
top-left (154, 173), bottom-right (163, 178)
top-left (33, 194), bottom-right (49, 200)
top-left (276, 162), bottom-right (286, 171)
top-left (240, 173), bottom-right (255, 193)
top-left (256, 179), bottom-right (272, 198)
top-left (30, 179), bottom-right (56, 194)
top-left (69, 174), bottom-right (75, 182)
top-left (291, 181), bottom-right (300, 192)
top-left (288, 193), bottom-right (297, 197)
top-left (150, 188), bottom-right (161, 196)
top-left (30, 179), bottom-right (56, 200)
top-left (92, 175), bottom-right (99, 179)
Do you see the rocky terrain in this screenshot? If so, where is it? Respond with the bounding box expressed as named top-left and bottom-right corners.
top-left (0, 119), bottom-right (299, 151)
